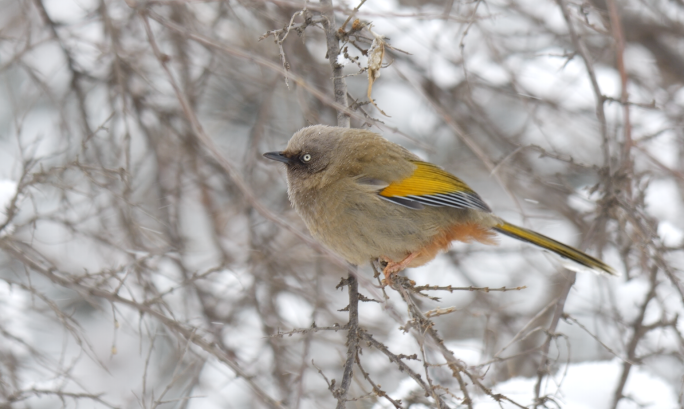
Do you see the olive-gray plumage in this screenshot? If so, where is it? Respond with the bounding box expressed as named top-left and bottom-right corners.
top-left (266, 125), bottom-right (499, 267)
top-left (264, 125), bottom-right (617, 276)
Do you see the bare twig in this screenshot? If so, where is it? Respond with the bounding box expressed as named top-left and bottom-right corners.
top-left (360, 331), bottom-right (450, 408)
top-left (556, 0), bottom-right (610, 167)
top-left (2, 1), bottom-right (681, 407)
top-left (321, 0), bottom-right (351, 128)
top-left (1, 242), bottom-right (288, 409)
top-left (605, 0), bottom-right (632, 163)
top-left (413, 284), bottom-right (527, 293)
top-left (611, 267), bottom-right (659, 409)
top-left (334, 275), bottom-right (360, 409)
top-left (533, 272), bottom-right (576, 408)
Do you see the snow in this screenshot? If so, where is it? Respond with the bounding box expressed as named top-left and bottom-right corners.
top-left (658, 221), bottom-right (684, 247)
top-left (42, 0), bottom-right (97, 24)
top-left (336, 53), bottom-right (352, 67)
top-left (371, 377), bottom-right (430, 409)
top-left (646, 179), bottom-right (683, 225)
top-left (0, 281), bottom-right (30, 356)
top-left (373, 359), bottom-right (678, 409)
top-left (276, 292), bottom-right (314, 327)
top-left (431, 55), bottom-right (465, 88)
top-left (0, 179), bottom-right (17, 228)
top-left (473, 360), bottom-right (678, 408)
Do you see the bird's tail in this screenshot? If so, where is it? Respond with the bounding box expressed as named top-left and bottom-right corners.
top-left (493, 221), bottom-right (617, 276)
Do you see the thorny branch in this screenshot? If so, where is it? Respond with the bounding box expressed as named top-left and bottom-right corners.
top-left (318, 1), bottom-right (358, 407)
top-left (533, 272), bottom-right (576, 408)
top-left (334, 275), bottom-right (360, 409)
top-left (388, 278), bottom-right (529, 409)
top-left (0, 0), bottom-right (682, 407)
top-left (556, 0), bottom-right (610, 166)
top-left (321, 0), bottom-right (351, 129)
top-left (1, 241), bottom-right (288, 409)
top-left (360, 331), bottom-right (450, 408)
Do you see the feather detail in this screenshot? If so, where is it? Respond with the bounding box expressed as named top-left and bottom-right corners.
top-left (379, 161), bottom-right (491, 212)
top-left (404, 222), bottom-right (498, 267)
top-left (379, 195), bottom-right (424, 210)
top-left (494, 221), bottom-right (618, 276)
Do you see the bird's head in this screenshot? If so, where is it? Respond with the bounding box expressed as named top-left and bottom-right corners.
top-left (263, 125), bottom-right (349, 190)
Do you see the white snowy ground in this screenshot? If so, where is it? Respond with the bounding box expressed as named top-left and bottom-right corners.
top-left (0, 180), bottom-right (17, 231)
top-left (374, 354), bottom-right (678, 409)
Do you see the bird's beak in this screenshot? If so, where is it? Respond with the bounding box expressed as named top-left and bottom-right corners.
top-left (263, 151), bottom-right (292, 164)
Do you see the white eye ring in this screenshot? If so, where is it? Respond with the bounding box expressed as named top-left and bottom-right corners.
top-left (301, 153), bottom-right (312, 162)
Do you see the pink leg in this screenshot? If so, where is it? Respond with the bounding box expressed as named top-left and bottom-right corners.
top-left (384, 253), bottom-right (418, 274)
top-left (380, 253), bottom-right (418, 285)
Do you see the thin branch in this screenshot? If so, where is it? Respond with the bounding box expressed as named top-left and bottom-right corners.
top-left (1, 242), bottom-right (288, 409)
top-left (563, 313), bottom-right (635, 365)
top-left (413, 284), bottom-right (527, 293)
top-left (334, 274), bottom-right (360, 409)
top-left (611, 267), bottom-right (658, 409)
top-left (556, 0), bottom-right (610, 167)
top-left (360, 331), bottom-right (450, 408)
top-left (533, 272), bottom-right (576, 408)
top-left (605, 0), bottom-right (632, 163)
top-left (321, 0), bottom-right (350, 128)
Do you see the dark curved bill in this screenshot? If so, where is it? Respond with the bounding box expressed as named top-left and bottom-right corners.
top-left (263, 151), bottom-right (291, 164)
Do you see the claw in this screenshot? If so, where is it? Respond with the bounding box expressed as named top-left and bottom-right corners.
top-left (380, 253), bottom-right (418, 286)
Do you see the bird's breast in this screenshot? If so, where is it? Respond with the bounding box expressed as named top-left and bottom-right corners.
top-left (288, 180), bottom-right (454, 266)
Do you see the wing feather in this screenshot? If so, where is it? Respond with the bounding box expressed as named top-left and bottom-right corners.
top-left (379, 161), bottom-right (491, 212)
top-left (379, 195), bottom-right (425, 210)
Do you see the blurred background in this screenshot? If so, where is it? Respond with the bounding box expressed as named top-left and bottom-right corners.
top-left (0, 0), bottom-right (682, 407)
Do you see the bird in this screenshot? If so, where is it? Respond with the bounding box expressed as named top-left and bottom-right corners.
top-left (263, 125), bottom-right (616, 278)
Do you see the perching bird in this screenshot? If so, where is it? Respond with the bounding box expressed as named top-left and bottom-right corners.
top-left (264, 125), bottom-right (616, 277)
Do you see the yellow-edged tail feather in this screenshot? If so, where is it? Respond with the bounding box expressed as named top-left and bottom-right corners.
top-left (494, 221), bottom-right (616, 276)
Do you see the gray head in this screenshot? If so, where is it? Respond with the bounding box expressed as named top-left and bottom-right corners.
top-left (263, 124), bottom-right (402, 194)
top-left (263, 125), bottom-right (347, 182)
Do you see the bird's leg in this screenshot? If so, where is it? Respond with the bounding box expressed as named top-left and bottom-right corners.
top-left (381, 253), bottom-right (418, 286)
top-left (384, 253), bottom-right (418, 274)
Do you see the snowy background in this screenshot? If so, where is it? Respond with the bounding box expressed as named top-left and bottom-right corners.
top-left (0, 0), bottom-right (682, 407)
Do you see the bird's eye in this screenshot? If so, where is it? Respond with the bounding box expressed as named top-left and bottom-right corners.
top-left (301, 153), bottom-right (312, 163)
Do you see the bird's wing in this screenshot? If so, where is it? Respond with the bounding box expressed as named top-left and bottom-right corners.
top-left (378, 161), bottom-right (491, 212)
top-left (356, 176), bottom-right (389, 190)
top-left (355, 176), bottom-right (425, 210)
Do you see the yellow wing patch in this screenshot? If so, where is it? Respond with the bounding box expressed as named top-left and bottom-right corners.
top-left (380, 161), bottom-right (475, 197)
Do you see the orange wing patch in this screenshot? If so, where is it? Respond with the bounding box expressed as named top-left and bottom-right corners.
top-left (380, 161), bottom-right (475, 197)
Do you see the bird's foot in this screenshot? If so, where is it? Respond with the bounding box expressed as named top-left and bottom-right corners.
top-left (380, 253), bottom-right (418, 287)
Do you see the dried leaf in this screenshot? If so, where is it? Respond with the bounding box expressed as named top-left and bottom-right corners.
top-left (366, 25), bottom-right (390, 117)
